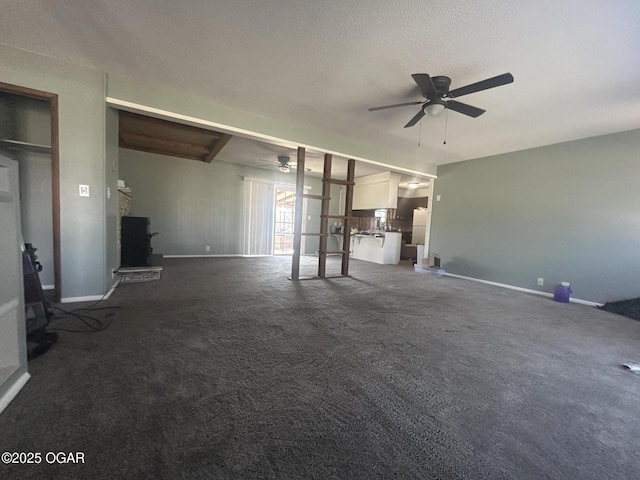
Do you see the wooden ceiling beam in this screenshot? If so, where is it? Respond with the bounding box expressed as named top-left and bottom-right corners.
top-left (203, 133), bottom-right (232, 163)
top-left (118, 110), bottom-right (231, 163)
top-left (120, 132), bottom-right (210, 157)
top-left (119, 111), bottom-right (222, 145)
top-left (119, 143), bottom-right (204, 162)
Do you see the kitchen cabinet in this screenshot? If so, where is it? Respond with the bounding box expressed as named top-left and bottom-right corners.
top-left (350, 232), bottom-right (401, 265)
top-left (353, 172), bottom-right (401, 210)
top-left (396, 196), bottom-right (428, 219)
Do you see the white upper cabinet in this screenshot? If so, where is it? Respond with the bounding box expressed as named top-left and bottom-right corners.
top-left (352, 172), bottom-right (401, 210)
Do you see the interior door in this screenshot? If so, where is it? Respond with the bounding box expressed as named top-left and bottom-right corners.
top-left (0, 153), bottom-right (28, 410)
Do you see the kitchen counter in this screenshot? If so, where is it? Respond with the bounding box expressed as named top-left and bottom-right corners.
top-left (335, 231), bottom-right (401, 265)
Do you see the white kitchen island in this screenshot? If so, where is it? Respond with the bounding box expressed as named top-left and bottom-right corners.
top-left (349, 232), bottom-right (402, 265)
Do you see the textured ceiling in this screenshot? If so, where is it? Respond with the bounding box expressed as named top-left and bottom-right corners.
top-left (2, 0), bottom-right (640, 170)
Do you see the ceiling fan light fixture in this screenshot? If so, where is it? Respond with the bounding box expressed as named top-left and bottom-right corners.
top-left (370, 72), bottom-right (512, 127)
top-left (278, 165), bottom-right (290, 173)
top-left (425, 102), bottom-right (445, 116)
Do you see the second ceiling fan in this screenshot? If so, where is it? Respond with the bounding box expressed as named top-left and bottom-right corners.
top-left (369, 72), bottom-right (514, 128)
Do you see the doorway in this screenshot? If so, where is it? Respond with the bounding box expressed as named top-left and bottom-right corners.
top-left (0, 82), bottom-right (60, 302)
top-left (274, 188), bottom-right (296, 255)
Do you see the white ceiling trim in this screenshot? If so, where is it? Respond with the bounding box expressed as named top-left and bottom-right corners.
top-left (106, 97), bottom-right (437, 180)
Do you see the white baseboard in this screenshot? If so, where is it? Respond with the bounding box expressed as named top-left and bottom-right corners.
top-left (103, 279), bottom-right (121, 300)
top-left (443, 272), bottom-right (604, 307)
top-left (61, 295), bottom-right (104, 304)
top-left (0, 371), bottom-right (30, 415)
top-left (163, 254), bottom-right (244, 258)
top-left (61, 278), bottom-right (120, 304)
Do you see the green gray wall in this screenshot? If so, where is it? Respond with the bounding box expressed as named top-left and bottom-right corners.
top-left (430, 128), bottom-right (640, 303)
top-left (118, 149), bottom-right (340, 256)
top-left (0, 45), bottom-right (114, 299)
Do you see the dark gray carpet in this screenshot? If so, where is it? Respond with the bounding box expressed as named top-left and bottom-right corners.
top-left (1, 256), bottom-right (640, 479)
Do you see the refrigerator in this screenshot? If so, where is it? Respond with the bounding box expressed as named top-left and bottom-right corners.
top-left (411, 208), bottom-right (429, 245)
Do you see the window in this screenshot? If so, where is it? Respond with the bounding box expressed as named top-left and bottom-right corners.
top-left (274, 188), bottom-right (296, 255)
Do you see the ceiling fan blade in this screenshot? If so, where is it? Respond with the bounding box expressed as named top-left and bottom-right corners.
top-left (411, 74), bottom-right (438, 99)
top-left (448, 73), bottom-right (514, 98)
top-left (404, 108), bottom-right (425, 128)
top-left (369, 101), bottom-right (422, 112)
top-left (446, 100), bottom-right (486, 118)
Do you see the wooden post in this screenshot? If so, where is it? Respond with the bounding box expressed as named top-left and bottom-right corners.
top-left (341, 159), bottom-right (355, 276)
top-left (318, 154), bottom-right (332, 278)
top-left (290, 147), bottom-right (305, 280)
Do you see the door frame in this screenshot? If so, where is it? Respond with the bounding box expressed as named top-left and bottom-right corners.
top-left (273, 186), bottom-right (294, 255)
top-left (0, 82), bottom-right (61, 302)
top-left (273, 184), bottom-right (310, 255)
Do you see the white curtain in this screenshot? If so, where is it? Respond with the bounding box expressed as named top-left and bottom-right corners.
top-left (242, 179), bottom-right (275, 255)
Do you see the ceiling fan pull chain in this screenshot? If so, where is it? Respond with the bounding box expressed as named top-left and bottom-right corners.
top-left (443, 108), bottom-right (449, 145)
top-left (418, 118), bottom-right (422, 146)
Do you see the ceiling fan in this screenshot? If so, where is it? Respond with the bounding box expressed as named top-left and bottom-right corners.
top-left (274, 155), bottom-right (310, 173)
top-left (369, 72), bottom-right (514, 128)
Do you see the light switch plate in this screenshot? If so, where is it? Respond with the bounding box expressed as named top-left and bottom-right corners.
top-left (79, 185), bottom-right (90, 197)
top-left (436, 195), bottom-right (441, 201)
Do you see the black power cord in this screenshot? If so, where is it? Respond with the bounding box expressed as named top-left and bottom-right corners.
top-left (48, 305), bottom-right (120, 333)
top-left (47, 280), bottom-right (122, 332)
top-left (59, 280), bottom-right (121, 313)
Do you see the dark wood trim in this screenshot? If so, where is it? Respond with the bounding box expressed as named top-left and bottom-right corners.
top-left (118, 143), bottom-right (204, 162)
top-left (341, 159), bottom-right (356, 276)
top-left (290, 147), bottom-right (305, 281)
top-left (203, 133), bottom-right (232, 163)
top-left (0, 82), bottom-right (61, 302)
top-left (324, 214), bottom-right (354, 220)
top-left (120, 132), bottom-right (211, 156)
top-left (288, 275), bottom-right (351, 281)
top-left (318, 154), bottom-right (332, 278)
top-left (0, 82), bottom-right (57, 102)
top-left (328, 179), bottom-right (355, 186)
top-left (50, 96), bottom-right (61, 302)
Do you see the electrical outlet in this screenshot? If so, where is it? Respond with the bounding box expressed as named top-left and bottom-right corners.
top-left (537, 278), bottom-right (544, 286)
top-left (436, 195), bottom-right (441, 201)
top-left (79, 184), bottom-right (90, 197)
top-left (205, 245), bottom-right (210, 252)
